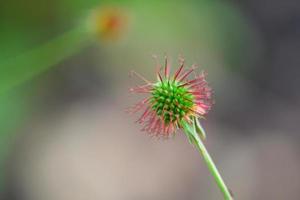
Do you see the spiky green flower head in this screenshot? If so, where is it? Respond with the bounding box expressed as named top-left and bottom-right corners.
top-left (150, 80), bottom-right (194, 125)
top-left (128, 56), bottom-right (212, 137)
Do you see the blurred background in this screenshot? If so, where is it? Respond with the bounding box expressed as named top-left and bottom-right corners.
top-left (0, 0), bottom-right (300, 199)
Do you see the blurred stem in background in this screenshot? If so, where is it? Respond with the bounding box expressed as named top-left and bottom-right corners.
top-left (0, 5), bottom-right (128, 192)
top-left (0, 6), bottom-right (127, 95)
top-left (0, 26), bottom-right (90, 94)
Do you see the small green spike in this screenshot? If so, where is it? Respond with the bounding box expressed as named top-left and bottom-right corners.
top-left (193, 117), bottom-right (206, 140)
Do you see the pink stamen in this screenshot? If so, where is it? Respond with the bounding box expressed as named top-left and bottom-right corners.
top-left (178, 78), bottom-right (205, 89)
top-left (165, 125), bottom-right (170, 136)
top-left (173, 61), bottom-right (184, 81)
top-left (189, 82), bottom-right (207, 89)
top-left (129, 84), bottom-right (153, 93)
top-left (157, 72), bottom-right (163, 82)
top-left (127, 98), bottom-right (150, 114)
top-left (152, 55), bottom-right (162, 71)
top-left (169, 123), bottom-right (174, 134)
top-left (151, 118), bottom-right (161, 133)
top-left (144, 113), bottom-right (156, 133)
top-left (177, 66), bottom-right (196, 82)
top-left (194, 106), bottom-right (206, 115)
top-left (136, 107), bottom-right (151, 123)
top-left (130, 70), bottom-right (151, 84)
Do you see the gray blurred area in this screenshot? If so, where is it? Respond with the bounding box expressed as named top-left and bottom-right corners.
top-left (2, 0), bottom-right (300, 200)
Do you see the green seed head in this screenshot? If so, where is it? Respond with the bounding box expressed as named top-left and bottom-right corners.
top-left (128, 56), bottom-right (212, 136)
top-left (150, 80), bottom-right (194, 124)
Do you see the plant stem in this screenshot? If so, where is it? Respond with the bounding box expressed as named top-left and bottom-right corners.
top-left (193, 133), bottom-right (233, 200)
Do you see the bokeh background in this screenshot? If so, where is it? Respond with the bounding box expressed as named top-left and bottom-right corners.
top-left (1, 0), bottom-right (300, 199)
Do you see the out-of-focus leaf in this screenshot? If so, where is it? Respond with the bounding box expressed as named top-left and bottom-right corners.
top-left (0, 26), bottom-right (91, 94)
top-left (0, 88), bottom-right (32, 188)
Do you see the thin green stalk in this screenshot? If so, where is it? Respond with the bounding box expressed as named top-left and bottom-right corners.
top-left (193, 133), bottom-right (233, 200)
top-left (181, 120), bottom-right (233, 200)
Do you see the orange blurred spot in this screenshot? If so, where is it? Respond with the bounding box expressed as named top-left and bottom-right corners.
top-left (88, 6), bottom-right (129, 41)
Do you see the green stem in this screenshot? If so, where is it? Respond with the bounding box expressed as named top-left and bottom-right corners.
top-left (193, 133), bottom-right (233, 200)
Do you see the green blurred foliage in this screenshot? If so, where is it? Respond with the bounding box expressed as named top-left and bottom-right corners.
top-left (0, 88), bottom-right (32, 187)
top-left (0, 0), bottom-right (253, 132)
top-left (0, 0), bottom-right (58, 186)
top-left (0, 0), bottom-right (255, 189)
top-left (94, 0), bottom-right (254, 77)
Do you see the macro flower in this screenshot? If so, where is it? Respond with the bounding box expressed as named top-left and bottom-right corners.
top-left (128, 56), bottom-right (233, 200)
top-left (128, 56), bottom-right (213, 137)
